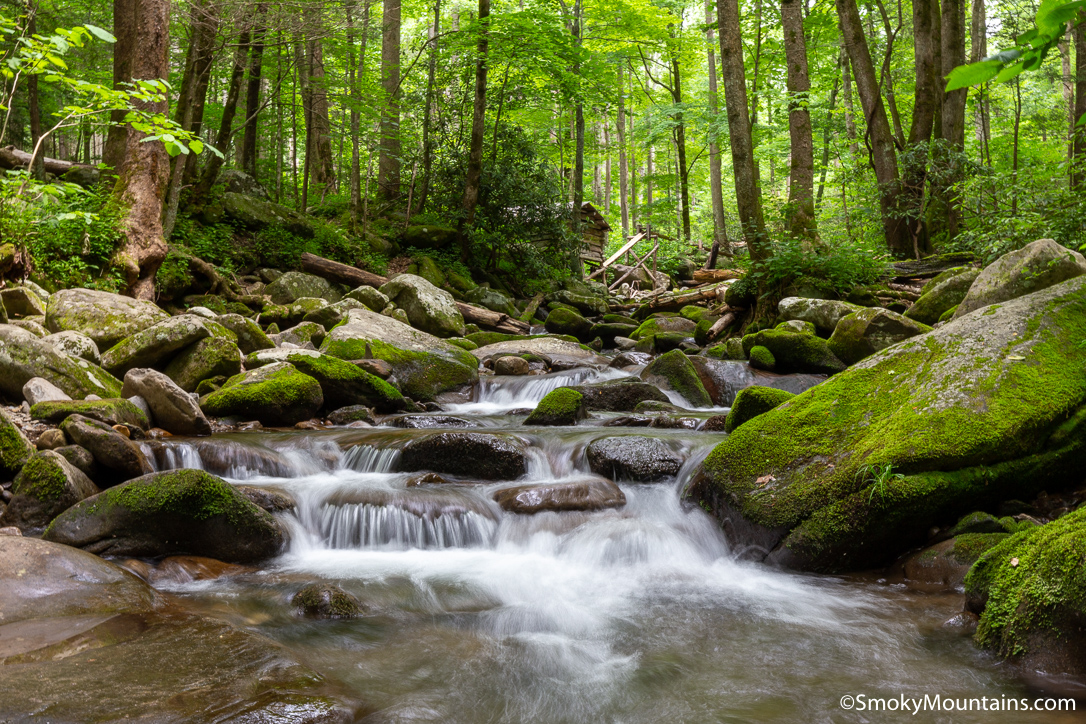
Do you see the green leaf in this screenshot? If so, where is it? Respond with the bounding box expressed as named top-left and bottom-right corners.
top-left (945, 59), bottom-right (1001, 91)
top-left (994, 61), bottom-right (1026, 83)
top-left (83, 24), bottom-right (116, 43)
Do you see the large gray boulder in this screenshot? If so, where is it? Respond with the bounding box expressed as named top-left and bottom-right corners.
top-left (380, 273), bottom-right (466, 338)
top-left (60, 414), bottom-right (153, 485)
top-left (100, 315), bottom-right (211, 376)
top-left (904, 267), bottom-right (980, 325)
top-left (45, 288), bottom-right (169, 350)
top-left (0, 406), bottom-right (34, 478)
top-left (690, 357), bottom-right (825, 407)
top-left (586, 436), bottom-right (684, 482)
top-left (201, 362), bottom-right (323, 425)
top-left (214, 313), bottom-right (274, 354)
top-left (22, 376), bottom-right (70, 405)
top-left (827, 308), bottom-right (931, 365)
top-left (220, 191), bottom-right (316, 237)
top-left (163, 336), bottom-right (243, 392)
top-left (691, 275), bottom-right (1086, 573)
top-left (0, 324), bottom-right (123, 399)
top-left (0, 450), bottom-right (99, 530)
top-left (321, 307), bottom-right (479, 401)
top-left (472, 337), bottom-right (608, 370)
top-left (265, 270), bottom-right (342, 305)
top-left (777, 297), bottom-right (865, 334)
top-left (122, 368), bottom-right (212, 436)
top-left (43, 469), bottom-right (286, 562)
top-left (464, 286), bottom-right (519, 318)
top-left (42, 330), bottom-right (101, 364)
top-left (0, 285), bottom-right (46, 317)
top-left (954, 238), bottom-right (1086, 318)
top-left (399, 432), bottom-right (527, 480)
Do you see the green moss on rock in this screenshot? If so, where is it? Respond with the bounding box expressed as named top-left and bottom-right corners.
top-left (748, 345), bottom-right (776, 371)
top-left (640, 349), bottom-right (712, 407)
top-left (31, 398), bottom-right (150, 430)
top-left (0, 407), bottom-right (34, 478)
top-left (201, 362), bottom-right (323, 426)
top-left (724, 386), bottom-right (795, 433)
top-left (742, 328), bottom-right (846, 374)
top-left (525, 387), bottom-right (586, 426)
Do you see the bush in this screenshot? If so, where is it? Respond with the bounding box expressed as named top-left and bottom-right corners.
top-left (745, 236), bottom-right (891, 299)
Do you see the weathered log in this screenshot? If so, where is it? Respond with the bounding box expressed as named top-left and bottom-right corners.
top-left (706, 311), bottom-right (738, 341)
top-left (889, 252), bottom-right (975, 279)
top-left (692, 268), bottom-right (742, 284)
top-left (520, 293), bottom-right (544, 323)
top-left (0, 146), bottom-right (92, 176)
top-left (635, 283), bottom-right (728, 316)
top-left (299, 251), bottom-right (529, 334)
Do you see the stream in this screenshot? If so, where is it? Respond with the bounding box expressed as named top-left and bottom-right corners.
top-left (136, 368), bottom-right (1078, 722)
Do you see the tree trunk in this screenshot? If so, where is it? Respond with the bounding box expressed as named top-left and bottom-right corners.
top-left (843, 48), bottom-right (858, 156)
top-left (939, 0), bottom-right (966, 237)
top-left (836, 0), bottom-right (910, 256)
top-left (704, 0), bottom-right (728, 254)
top-left (1074, 22), bottom-right (1086, 190)
top-left (781, 0), bottom-right (815, 240)
top-left (717, 0), bottom-right (767, 258)
top-left (182, 0), bottom-right (217, 187)
top-left (418, 0), bottom-right (440, 213)
top-left (304, 7), bottom-right (336, 196)
top-left (238, 3), bottom-right (267, 179)
top-left (969, 0), bottom-right (990, 167)
top-left (909, 0), bottom-right (937, 146)
top-left (111, 0), bottom-right (171, 300)
top-left (617, 65), bottom-right (629, 237)
top-left (349, 0), bottom-right (371, 228)
top-left (669, 51), bottom-right (691, 242)
top-left (103, 0), bottom-right (136, 173)
top-left (457, 0), bottom-right (489, 259)
top-left (571, 0), bottom-right (585, 275)
top-left (192, 24), bottom-right (249, 204)
top-left (379, 0), bottom-right (402, 200)
top-left (26, 3), bottom-right (44, 181)
top-left (816, 50), bottom-right (843, 207)
top-left (1061, 26), bottom-right (1074, 162)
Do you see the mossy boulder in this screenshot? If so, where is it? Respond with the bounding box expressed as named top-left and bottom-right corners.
top-left (0, 450), bottom-right (99, 530)
top-left (326, 404), bottom-right (376, 426)
top-left (221, 191), bottom-right (315, 237)
top-left (42, 330), bottom-right (101, 364)
top-left (266, 271), bottom-right (341, 305)
top-left (827, 308), bottom-right (931, 365)
top-left (215, 313), bottom-right (274, 354)
top-left (465, 331), bottom-right (528, 347)
top-left (45, 288), bottom-right (169, 351)
top-left (954, 238), bottom-right (1086, 319)
top-left (569, 380), bottom-right (669, 411)
top-left (415, 255), bottom-right (447, 288)
top-left (447, 337), bottom-right (478, 351)
top-left (292, 583), bottom-right (362, 619)
top-left (164, 337), bottom-right (243, 392)
top-left (965, 507), bottom-right (1086, 675)
top-left (690, 275), bottom-right (1086, 573)
top-left (399, 432), bottom-right (527, 480)
top-left (640, 349), bottom-right (712, 407)
top-left (401, 223), bottom-right (456, 250)
top-left (276, 320), bottom-right (327, 348)
top-left (60, 414), bottom-right (154, 486)
top-left (549, 288), bottom-right (608, 316)
top-left (741, 329), bottom-right (846, 374)
top-left (630, 316), bottom-right (696, 341)
top-left (902, 532), bottom-right (1009, 589)
top-left (0, 407), bottom-right (34, 478)
top-left (544, 307), bottom-right (593, 342)
top-left (904, 268), bottom-right (980, 325)
top-left (724, 386), bottom-right (796, 433)
top-left (777, 296), bottom-right (864, 334)
top-left (0, 285), bottom-right (46, 317)
top-left (31, 398), bottom-right (150, 429)
top-left (0, 324), bottom-right (123, 400)
top-left (748, 345), bottom-right (775, 371)
top-left (525, 388), bottom-right (586, 426)
top-left (201, 362), bottom-right (323, 426)
top-left (591, 321), bottom-right (638, 345)
top-left (246, 349), bottom-right (405, 413)
top-left (43, 469), bottom-right (286, 563)
top-left (100, 315), bottom-right (212, 376)
top-left (321, 307), bottom-right (479, 401)
top-left (302, 298), bottom-right (366, 329)
top-left (344, 285), bottom-right (390, 312)
top-left (463, 286), bottom-right (518, 318)
top-left (379, 273), bottom-right (465, 338)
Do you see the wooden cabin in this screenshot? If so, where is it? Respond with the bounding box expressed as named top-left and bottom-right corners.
top-left (578, 202), bottom-right (611, 272)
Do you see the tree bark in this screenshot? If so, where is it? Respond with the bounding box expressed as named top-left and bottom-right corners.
top-left (669, 50), bottom-right (691, 242)
top-left (1074, 21), bottom-right (1086, 190)
top-left (717, 0), bottom-right (767, 258)
top-left (103, 0), bottom-right (136, 173)
top-left (617, 65), bottom-right (629, 237)
top-left (939, 0), bottom-right (966, 237)
top-left (304, 7), bottom-right (336, 196)
top-left (457, 0), bottom-right (489, 260)
top-left (781, 0), bottom-right (815, 241)
top-left (378, 0), bottom-right (402, 200)
top-left (111, 0), bottom-right (171, 300)
top-left (815, 50), bottom-right (843, 207)
top-left (571, 0), bottom-right (585, 275)
top-left (192, 24), bottom-right (250, 204)
top-left (704, 0), bottom-right (728, 255)
top-left (418, 0), bottom-right (440, 213)
top-left (836, 0), bottom-right (910, 256)
top-left (238, 3), bottom-right (268, 179)
top-left (26, 3), bottom-right (43, 181)
top-left (969, 0), bottom-right (990, 167)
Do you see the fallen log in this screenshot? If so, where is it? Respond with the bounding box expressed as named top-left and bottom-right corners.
top-left (692, 268), bottom-right (742, 284)
top-left (299, 252), bottom-right (530, 334)
top-left (635, 282), bottom-right (728, 317)
top-left (706, 311), bottom-right (738, 342)
top-left (0, 146), bottom-right (93, 177)
top-left (519, 293), bottom-right (544, 323)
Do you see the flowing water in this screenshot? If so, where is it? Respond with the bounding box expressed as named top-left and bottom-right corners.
top-left (140, 369), bottom-right (1081, 723)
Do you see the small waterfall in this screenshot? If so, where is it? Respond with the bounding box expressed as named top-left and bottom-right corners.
top-left (460, 368), bottom-right (632, 413)
top-left (341, 444), bottom-right (400, 473)
top-left (310, 503), bottom-right (497, 549)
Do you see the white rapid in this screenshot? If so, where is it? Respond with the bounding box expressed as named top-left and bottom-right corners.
top-left (145, 417), bottom-right (1059, 723)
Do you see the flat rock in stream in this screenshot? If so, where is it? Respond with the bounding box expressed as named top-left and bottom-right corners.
top-left (472, 338), bottom-right (608, 370)
top-left (493, 477), bottom-right (626, 514)
top-left (586, 436), bottom-right (684, 482)
top-left (398, 432), bottom-right (527, 480)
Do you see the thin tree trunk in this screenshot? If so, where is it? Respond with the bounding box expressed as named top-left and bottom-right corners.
top-left (1061, 26), bottom-right (1074, 162)
top-left (112, 0), bottom-right (171, 300)
top-left (843, 48), bottom-right (858, 156)
top-left (103, 0), bottom-right (135, 172)
top-left (717, 0), bottom-right (768, 258)
top-left (969, 0), bottom-right (990, 167)
top-left (349, 0), bottom-right (371, 227)
top-left (1073, 21), bottom-right (1086, 189)
top-left (26, 2), bottom-right (43, 181)
top-left (571, 0), bottom-right (585, 275)
top-left (617, 65), bottom-right (629, 237)
top-left (238, 3), bottom-right (267, 178)
top-left (837, 0), bottom-right (910, 256)
top-left (903, 0), bottom-right (936, 254)
top-left (457, 0), bottom-right (489, 259)
top-left (193, 24), bottom-right (250, 203)
top-left (182, 1), bottom-right (217, 187)
top-left (379, 0), bottom-right (402, 200)
top-left (1012, 74), bottom-right (1021, 210)
top-left (418, 0), bottom-right (440, 213)
top-left (816, 50), bottom-right (843, 207)
top-left (304, 7), bottom-right (336, 195)
top-left (704, 0), bottom-right (728, 254)
top-left (669, 50), bottom-right (691, 242)
top-left (939, 0), bottom-right (966, 237)
top-left (781, 0), bottom-right (816, 240)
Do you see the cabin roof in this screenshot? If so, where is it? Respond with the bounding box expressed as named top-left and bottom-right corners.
top-left (580, 202), bottom-right (611, 232)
